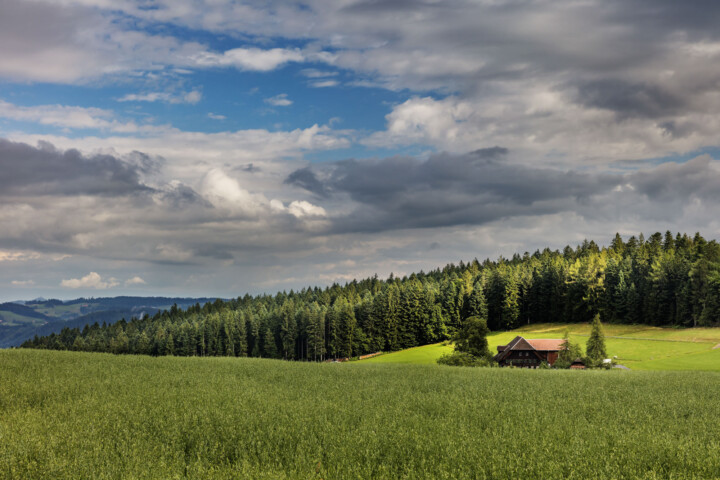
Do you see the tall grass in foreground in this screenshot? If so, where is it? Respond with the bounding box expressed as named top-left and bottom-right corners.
top-left (1, 350), bottom-right (719, 479)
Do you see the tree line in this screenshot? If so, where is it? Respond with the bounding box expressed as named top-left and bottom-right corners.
top-left (21, 232), bottom-right (720, 359)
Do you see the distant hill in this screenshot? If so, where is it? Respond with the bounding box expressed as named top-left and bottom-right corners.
top-left (19, 231), bottom-right (720, 360)
top-left (0, 297), bottom-right (221, 348)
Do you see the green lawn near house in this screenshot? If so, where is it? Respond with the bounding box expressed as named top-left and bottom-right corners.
top-left (358, 323), bottom-right (720, 371)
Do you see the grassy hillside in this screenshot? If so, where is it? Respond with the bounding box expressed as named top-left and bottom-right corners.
top-left (362, 343), bottom-right (454, 364)
top-left (1, 349), bottom-right (719, 479)
top-left (361, 324), bottom-right (720, 370)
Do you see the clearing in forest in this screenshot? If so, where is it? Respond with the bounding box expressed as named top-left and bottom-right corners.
top-left (359, 323), bottom-right (720, 370)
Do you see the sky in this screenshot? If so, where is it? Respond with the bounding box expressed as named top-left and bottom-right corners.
top-left (3, 0), bottom-right (720, 301)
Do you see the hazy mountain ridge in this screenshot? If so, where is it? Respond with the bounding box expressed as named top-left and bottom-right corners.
top-left (0, 296), bottom-right (221, 348)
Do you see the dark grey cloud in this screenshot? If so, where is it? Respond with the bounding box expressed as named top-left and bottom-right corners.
top-left (618, 0), bottom-right (720, 39)
top-left (0, 139), bottom-right (154, 197)
top-left (629, 155), bottom-right (720, 202)
top-left (657, 121), bottom-right (698, 140)
top-left (343, 0), bottom-right (442, 14)
top-left (285, 150), bottom-right (720, 235)
top-left (284, 166), bottom-right (330, 198)
top-left (575, 80), bottom-right (686, 120)
top-left (287, 149), bottom-right (619, 233)
top-left (156, 183), bottom-right (211, 209)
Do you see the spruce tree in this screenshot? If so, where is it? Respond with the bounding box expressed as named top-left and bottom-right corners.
top-left (263, 328), bottom-right (278, 358)
top-left (72, 336), bottom-right (87, 351)
top-left (466, 281), bottom-right (488, 321)
top-left (280, 302), bottom-right (297, 359)
top-left (585, 314), bottom-right (607, 365)
top-left (164, 333), bottom-right (175, 356)
top-left (555, 330), bottom-right (583, 369)
top-left (234, 312), bottom-right (248, 356)
top-left (136, 331), bottom-right (150, 355)
top-left (336, 297), bottom-right (356, 358)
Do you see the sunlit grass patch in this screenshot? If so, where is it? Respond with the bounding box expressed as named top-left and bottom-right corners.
top-left (359, 323), bottom-right (720, 371)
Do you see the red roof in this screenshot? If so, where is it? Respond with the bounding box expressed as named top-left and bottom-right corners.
top-left (526, 339), bottom-right (565, 351)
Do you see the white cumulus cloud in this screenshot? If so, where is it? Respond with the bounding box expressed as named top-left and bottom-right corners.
top-left (191, 47), bottom-right (304, 71)
top-left (264, 94), bottom-right (293, 107)
top-left (288, 200), bottom-right (327, 218)
top-left (310, 79), bottom-right (339, 88)
top-left (117, 90), bottom-right (202, 104)
top-left (199, 168), bottom-right (267, 215)
top-left (60, 272), bottom-right (119, 289)
top-left (270, 199), bottom-right (327, 218)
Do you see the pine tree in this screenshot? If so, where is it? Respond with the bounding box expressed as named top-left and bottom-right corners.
top-left (136, 331), bottom-right (150, 355)
top-left (279, 301), bottom-right (297, 359)
top-left (164, 333), bottom-right (175, 356)
top-left (610, 232), bottom-right (625, 255)
top-left (466, 281), bottom-right (488, 321)
top-left (72, 336), bottom-right (87, 351)
top-left (263, 328), bottom-right (278, 358)
top-left (307, 304), bottom-right (326, 361)
top-left (625, 282), bottom-right (640, 324)
top-left (585, 314), bottom-right (607, 365)
top-left (111, 329), bottom-right (129, 354)
top-left (554, 330), bottom-right (583, 369)
top-left (336, 297), bottom-right (356, 358)
top-left (234, 312), bottom-right (248, 356)
top-left (500, 273), bottom-right (520, 329)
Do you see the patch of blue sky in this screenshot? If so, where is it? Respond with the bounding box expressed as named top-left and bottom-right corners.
top-left (645, 147), bottom-right (720, 166)
top-left (104, 61), bottom-right (416, 136)
top-left (0, 11), bottom-right (451, 145)
top-left (603, 146), bottom-right (720, 173)
top-left (1, 64), bottom-right (423, 139)
top-left (0, 82), bottom-right (113, 110)
top-left (0, 119), bottom-right (67, 138)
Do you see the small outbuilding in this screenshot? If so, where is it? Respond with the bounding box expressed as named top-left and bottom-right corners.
top-left (570, 358), bottom-right (586, 369)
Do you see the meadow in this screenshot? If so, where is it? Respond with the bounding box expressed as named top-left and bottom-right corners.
top-left (2, 349), bottom-right (720, 479)
top-left (362, 324), bottom-right (720, 370)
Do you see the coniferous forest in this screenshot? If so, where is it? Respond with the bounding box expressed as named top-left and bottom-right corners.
top-left (21, 232), bottom-right (720, 359)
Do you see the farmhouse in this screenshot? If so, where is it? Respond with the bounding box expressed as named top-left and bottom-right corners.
top-left (493, 336), bottom-right (565, 368)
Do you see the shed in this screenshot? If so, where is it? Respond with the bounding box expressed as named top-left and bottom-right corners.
top-left (570, 358), bottom-right (586, 370)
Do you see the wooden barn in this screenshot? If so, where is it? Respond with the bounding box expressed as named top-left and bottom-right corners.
top-left (493, 336), bottom-right (565, 368)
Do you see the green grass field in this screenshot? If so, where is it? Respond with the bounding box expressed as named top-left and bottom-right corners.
top-left (362, 324), bottom-right (720, 371)
top-left (1, 349), bottom-right (720, 479)
top-left (360, 342), bottom-right (454, 364)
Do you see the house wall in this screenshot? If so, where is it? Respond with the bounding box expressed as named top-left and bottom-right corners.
top-left (501, 351), bottom-right (541, 368)
top-left (499, 350), bottom-right (562, 367)
top-left (546, 352), bottom-right (559, 365)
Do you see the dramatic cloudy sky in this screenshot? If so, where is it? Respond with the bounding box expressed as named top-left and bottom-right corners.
top-left (3, 0), bottom-right (720, 300)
